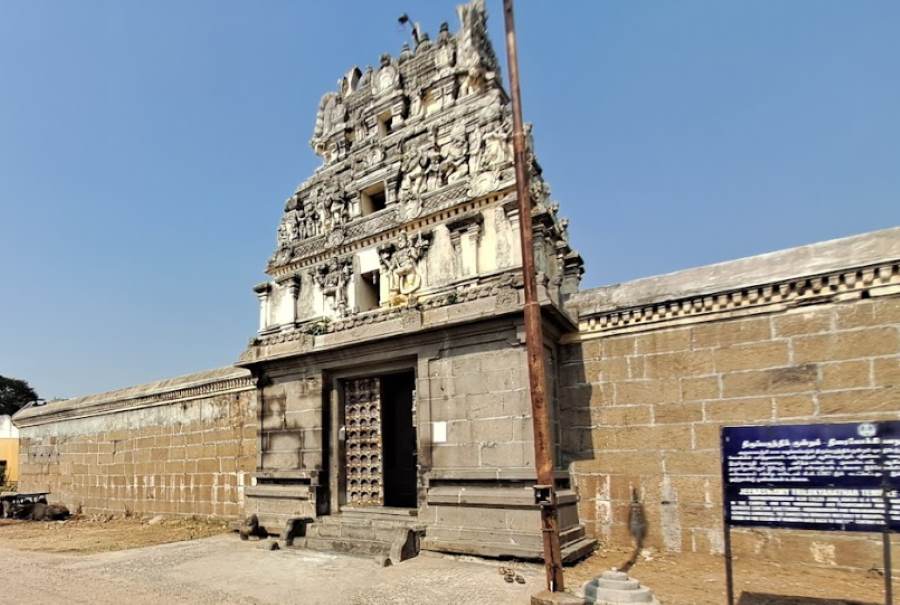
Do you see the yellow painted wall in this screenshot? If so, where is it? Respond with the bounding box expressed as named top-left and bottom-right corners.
top-left (0, 438), bottom-right (19, 484)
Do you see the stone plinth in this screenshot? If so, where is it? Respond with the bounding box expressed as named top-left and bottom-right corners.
top-left (582, 570), bottom-right (659, 605)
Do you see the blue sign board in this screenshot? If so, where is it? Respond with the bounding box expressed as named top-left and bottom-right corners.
top-left (721, 421), bottom-right (900, 532)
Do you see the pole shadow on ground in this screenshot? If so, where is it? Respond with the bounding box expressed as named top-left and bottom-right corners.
top-left (738, 594), bottom-right (880, 605)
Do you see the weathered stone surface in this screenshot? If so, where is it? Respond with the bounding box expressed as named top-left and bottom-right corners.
top-left (564, 229), bottom-right (900, 573)
top-left (14, 369), bottom-right (256, 521)
top-left (389, 527), bottom-right (419, 564)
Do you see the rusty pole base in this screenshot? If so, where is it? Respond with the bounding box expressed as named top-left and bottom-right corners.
top-left (531, 589), bottom-right (587, 605)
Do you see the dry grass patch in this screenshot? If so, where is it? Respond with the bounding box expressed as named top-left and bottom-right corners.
top-left (0, 516), bottom-right (230, 554)
top-left (567, 546), bottom-right (887, 605)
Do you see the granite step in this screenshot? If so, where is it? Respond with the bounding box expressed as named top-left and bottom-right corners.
top-left (288, 512), bottom-right (425, 560)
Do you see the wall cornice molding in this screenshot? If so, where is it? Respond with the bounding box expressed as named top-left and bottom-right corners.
top-left (566, 260), bottom-right (900, 343)
top-left (14, 375), bottom-right (256, 428)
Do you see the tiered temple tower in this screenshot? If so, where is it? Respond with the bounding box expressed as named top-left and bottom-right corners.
top-left (238, 0), bottom-right (593, 561)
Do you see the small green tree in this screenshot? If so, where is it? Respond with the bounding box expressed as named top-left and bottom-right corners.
top-left (0, 375), bottom-right (39, 416)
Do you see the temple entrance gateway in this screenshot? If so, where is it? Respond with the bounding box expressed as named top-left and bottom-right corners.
top-left (340, 371), bottom-right (416, 510)
top-left (240, 0), bottom-right (594, 561)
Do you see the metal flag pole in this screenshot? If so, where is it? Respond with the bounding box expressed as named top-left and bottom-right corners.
top-left (501, 0), bottom-right (566, 593)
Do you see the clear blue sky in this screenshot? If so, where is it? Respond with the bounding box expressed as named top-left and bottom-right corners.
top-left (1, 1), bottom-right (898, 399)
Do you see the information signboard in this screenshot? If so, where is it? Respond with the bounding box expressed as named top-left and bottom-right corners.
top-left (720, 421), bottom-right (898, 605)
top-left (722, 421), bottom-right (900, 532)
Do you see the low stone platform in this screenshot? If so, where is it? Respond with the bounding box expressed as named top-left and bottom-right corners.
top-left (422, 484), bottom-right (597, 563)
top-left (288, 509), bottom-right (425, 562)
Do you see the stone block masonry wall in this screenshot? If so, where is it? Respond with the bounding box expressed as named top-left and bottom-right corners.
top-left (14, 368), bottom-right (257, 520)
top-left (419, 320), bottom-right (593, 560)
top-left (562, 263), bottom-right (900, 572)
top-left (426, 339), bottom-right (535, 473)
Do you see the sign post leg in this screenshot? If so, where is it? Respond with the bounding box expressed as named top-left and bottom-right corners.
top-left (721, 427), bottom-right (735, 605)
top-left (880, 431), bottom-right (893, 605)
top-left (724, 523), bottom-right (734, 605)
top-left (884, 530), bottom-right (893, 605)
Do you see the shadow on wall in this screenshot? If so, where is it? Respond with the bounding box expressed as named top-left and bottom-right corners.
top-left (557, 356), bottom-right (595, 465)
top-left (737, 594), bottom-right (881, 605)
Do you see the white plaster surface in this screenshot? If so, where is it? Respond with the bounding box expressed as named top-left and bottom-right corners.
top-left (0, 415), bottom-right (18, 438)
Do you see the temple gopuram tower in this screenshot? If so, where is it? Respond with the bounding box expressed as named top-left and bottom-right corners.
top-left (238, 0), bottom-right (594, 561)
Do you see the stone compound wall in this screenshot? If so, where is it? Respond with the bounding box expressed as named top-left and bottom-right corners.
top-left (14, 368), bottom-right (256, 520)
top-left (561, 228), bottom-right (900, 572)
top-left (10, 227), bottom-right (899, 569)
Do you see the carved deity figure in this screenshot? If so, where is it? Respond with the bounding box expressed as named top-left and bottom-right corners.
top-left (468, 126), bottom-right (483, 175)
top-left (329, 199), bottom-right (341, 227)
top-left (467, 113), bottom-right (511, 197)
top-left (480, 119), bottom-right (511, 169)
top-left (273, 222), bottom-right (293, 265)
top-left (409, 89), bottom-right (425, 120)
top-left (353, 108), bottom-right (370, 142)
top-left (378, 232), bottom-right (432, 305)
top-left (441, 123), bottom-right (469, 184)
top-left (314, 258), bottom-right (352, 317)
top-left (315, 184), bottom-right (347, 233)
top-left (276, 219), bottom-right (289, 248)
top-left (285, 210), bottom-right (301, 242)
top-left (399, 143), bottom-right (429, 200)
top-left (434, 22), bottom-right (456, 75)
top-left (423, 135), bottom-right (443, 191)
top-left (272, 208), bottom-right (300, 266)
top-left (402, 128), bottom-right (445, 199)
top-left (373, 53), bottom-right (400, 96)
top-left (530, 175), bottom-right (551, 208)
top-left (459, 65), bottom-right (485, 97)
top-left (302, 198), bottom-right (318, 238)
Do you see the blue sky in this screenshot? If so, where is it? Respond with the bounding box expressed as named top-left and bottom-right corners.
top-left (1, 1), bottom-right (898, 399)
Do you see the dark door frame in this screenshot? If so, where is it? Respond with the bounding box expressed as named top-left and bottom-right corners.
top-left (325, 359), bottom-right (417, 515)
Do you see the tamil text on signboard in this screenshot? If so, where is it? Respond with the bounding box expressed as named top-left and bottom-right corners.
top-left (721, 421), bottom-right (899, 532)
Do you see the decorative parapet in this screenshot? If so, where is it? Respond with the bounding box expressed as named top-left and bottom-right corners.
top-left (13, 367), bottom-right (255, 428)
top-left (248, 269), bottom-right (524, 349)
top-left (570, 260), bottom-right (900, 342)
top-left (268, 188), bottom-right (511, 280)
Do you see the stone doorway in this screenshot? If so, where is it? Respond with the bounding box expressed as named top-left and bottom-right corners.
top-left (339, 370), bottom-right (417, 511)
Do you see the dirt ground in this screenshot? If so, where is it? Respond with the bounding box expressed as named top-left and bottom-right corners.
top-left (0, 521), bottom-right (536, 605)
top-left (567, 546), bottom-right (891, 605)
top-left (0, 516), bottom-right (229, 553)
top-left (0, 519), bottom-right (892, 604)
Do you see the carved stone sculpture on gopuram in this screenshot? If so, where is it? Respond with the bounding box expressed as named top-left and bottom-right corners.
top-left (248, 0), bottom-right (582, 349)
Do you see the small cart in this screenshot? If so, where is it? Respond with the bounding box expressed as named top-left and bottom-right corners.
top-left (0, 491), bottom-right (49, 519)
